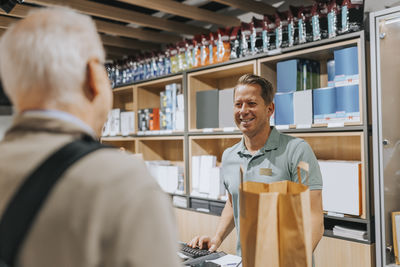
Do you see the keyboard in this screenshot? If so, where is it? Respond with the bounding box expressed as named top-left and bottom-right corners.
top-left (180, 242), bottom-right (212, 258)
top-left (178, 242), bottom-right (226, 266)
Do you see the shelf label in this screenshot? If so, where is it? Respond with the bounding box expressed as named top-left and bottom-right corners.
top-left (267, 48), bottom-right (282, 56)
top-left (276, 125), bottom-right (290, 130)
top-left (137, 131), bottom-right (144, 136)
top-left (223, 127), bottom-right (235, 132)
top-left (327, 211), bottom-right (345, 218)
top-left (296, 124), bottom-right (312, 129)
top-left (328, 122), bottom-right (345, 128)
top-left (202, 128), bottom-right (214, 133)
top-left (196, 208), bottom-right (210, 213)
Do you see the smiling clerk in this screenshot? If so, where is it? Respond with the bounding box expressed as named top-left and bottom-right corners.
top-left (189, 74), bottom-right (324, 258)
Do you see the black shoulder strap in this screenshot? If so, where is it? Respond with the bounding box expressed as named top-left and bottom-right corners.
top-left (0, 137), bottom-right (109, 267)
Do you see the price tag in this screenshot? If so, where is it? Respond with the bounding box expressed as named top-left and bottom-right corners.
top-left (164, 130), bottom-right (173, 135)
top-left (276, 125), bottom-right (290, 130)
top-left (328, 122), bottom-right (345, 128)
top-left (223, 127), bottom-right (235, 132)
top-left (267, 48), bottom-right (282, 56)
top-left (202, 128), bottom-right (214, 133)
top-left (137, 131), bottom-right (144, 136)
top-left (296, 124), bottom-right (312, 129)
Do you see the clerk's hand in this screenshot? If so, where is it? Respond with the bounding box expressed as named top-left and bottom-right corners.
top-left (188, 235), bottom-right (221, 252)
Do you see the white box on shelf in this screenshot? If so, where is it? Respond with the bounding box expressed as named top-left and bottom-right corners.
top-left (109, 108), bottom-right (121, 136)
top-left (209, 167), bottom-right (225, 199)
top-left (120, 111), bottom-right (135, 136)
top-left (319, 160), bottom-right (361, 216)
top-left (199, 155), bottom-right (216, 194)
top-left (293, 90), bottom-right (313, 126)
top-left (191, 156), bottom-right (201, 192)
top-left (101, 111), bottom-right (112, 137)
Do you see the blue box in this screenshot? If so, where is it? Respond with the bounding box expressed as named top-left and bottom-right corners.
top-left (275, 92), bottom-right (294, 125)
top-left (277, 59), bottom-right (302, 92)
top-left (313, 87), bottom-right (337, 123)
top-left (334, 46), bottom-right (358, 77)
top-left (335, 84), bottom-right (360, 122)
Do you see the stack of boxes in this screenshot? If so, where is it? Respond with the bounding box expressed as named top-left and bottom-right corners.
top-left (145, 160), bottom-right (184, 194)
top-left (102, 109), bottom-right (135, 137)
top-left (138, 83), bottom-right (184, 133)
top-left (191, 155), bottom-right (226, 200)
top-left (274, 45), bottom-right (360, 126)
top-left (196, 88), bottom-right (236, 130)
top-left (274, 59), bottom-right (320, 127)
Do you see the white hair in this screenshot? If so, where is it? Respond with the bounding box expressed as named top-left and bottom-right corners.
top-left (0, 7), bottom-right (105, 107)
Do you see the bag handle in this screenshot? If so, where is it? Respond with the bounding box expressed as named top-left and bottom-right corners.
top-left (296, 161), bottom-right (310, 187)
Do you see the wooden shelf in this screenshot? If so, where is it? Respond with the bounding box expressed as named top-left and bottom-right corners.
top-left (137, 138), bottom-right (184, 162)
top-left (106, 31), bottom-right (372, 246)
top-left (188, 60), bottom-right (256, 131)
top-left (136, 74), bottom-right (183, 110)
top-left (291, 131), bottom-right (366, 219)
top-left (100, 138), bottom-right (136, 153)
top-left (113, 88), bottom-right (134, 111)
top-left (258, 37), bottom-right (364, 127)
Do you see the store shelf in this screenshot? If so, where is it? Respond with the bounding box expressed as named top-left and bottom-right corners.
top-left (323, 229), bottom-right (371, 245)
top-left (106, 30), bottom-right (372, 243)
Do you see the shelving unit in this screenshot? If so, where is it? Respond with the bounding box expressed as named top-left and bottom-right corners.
top-left (258, 37), bottom-right (364, 128)
top-left (103, 31), bottom-right (374, 264)
top-left (187, 60), bottom-right (256, 132)
top-left (135, 74), bottom-right (183, 111)
top-left (112, 85), bottom-right (135, 112)
top-left (101, 136), bottom-right (136, 153)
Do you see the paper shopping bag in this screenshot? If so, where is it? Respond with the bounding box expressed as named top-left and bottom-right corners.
top-left (239, 162), bottom-right (312, 267)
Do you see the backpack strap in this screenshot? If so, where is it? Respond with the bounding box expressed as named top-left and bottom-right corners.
top-left (0, 136), bottom-right (110, 267)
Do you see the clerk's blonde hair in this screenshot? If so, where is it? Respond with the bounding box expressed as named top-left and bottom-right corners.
top-left (0, 7), bottom-right (105, 108)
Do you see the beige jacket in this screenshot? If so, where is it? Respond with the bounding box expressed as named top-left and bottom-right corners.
top-left (0, 113), bottom-right (181, 267)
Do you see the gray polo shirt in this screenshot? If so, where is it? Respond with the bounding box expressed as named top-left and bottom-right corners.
top-left (221, 126), bottom-right (323, 255)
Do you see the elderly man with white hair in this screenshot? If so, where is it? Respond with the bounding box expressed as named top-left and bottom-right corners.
top-left (0, 7), bottom-right (181, 267)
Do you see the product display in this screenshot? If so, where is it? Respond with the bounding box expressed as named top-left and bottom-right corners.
top-left (105, 1), bottom-right (364, 88)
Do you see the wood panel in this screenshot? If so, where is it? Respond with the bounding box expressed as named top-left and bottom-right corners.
top-left (136, 75), bottom-right (183, 110)
top-left (113, 89), bottom-right (134, 111)
top-left (95, 20), bottom-right (180, 44)
top-left (118, 0), bottom-right (240, 27)
top-left (100, 139), bottom-right (136, 153)
top-left (189, 136), bottom-right (242, 163)
top-left (174, 208), bottom-right (237, 255)
top-left (26, 0), bottom-right (203, 36)
top-left (137, 75), bottom-right (183, 90)
top-left (100, 34), bottom-right (160, 51)
top-left (136, 87), bottom-right (161, 110)
top-left (212, 0), bottom-right (275, 15)
top-left (291, 132), bottom-right (366, 218)
top-left (137, 139), bottom-right (184, 161)
top-left (291, 132), bottom-right (362, 161)
top-left (314, 237), bottom-right (375, 267)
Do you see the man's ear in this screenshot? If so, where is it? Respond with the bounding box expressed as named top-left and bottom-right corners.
top-left (267, 102), bottom-right (275, 115)
top-left (85, 58), bottom-right (100, 102)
